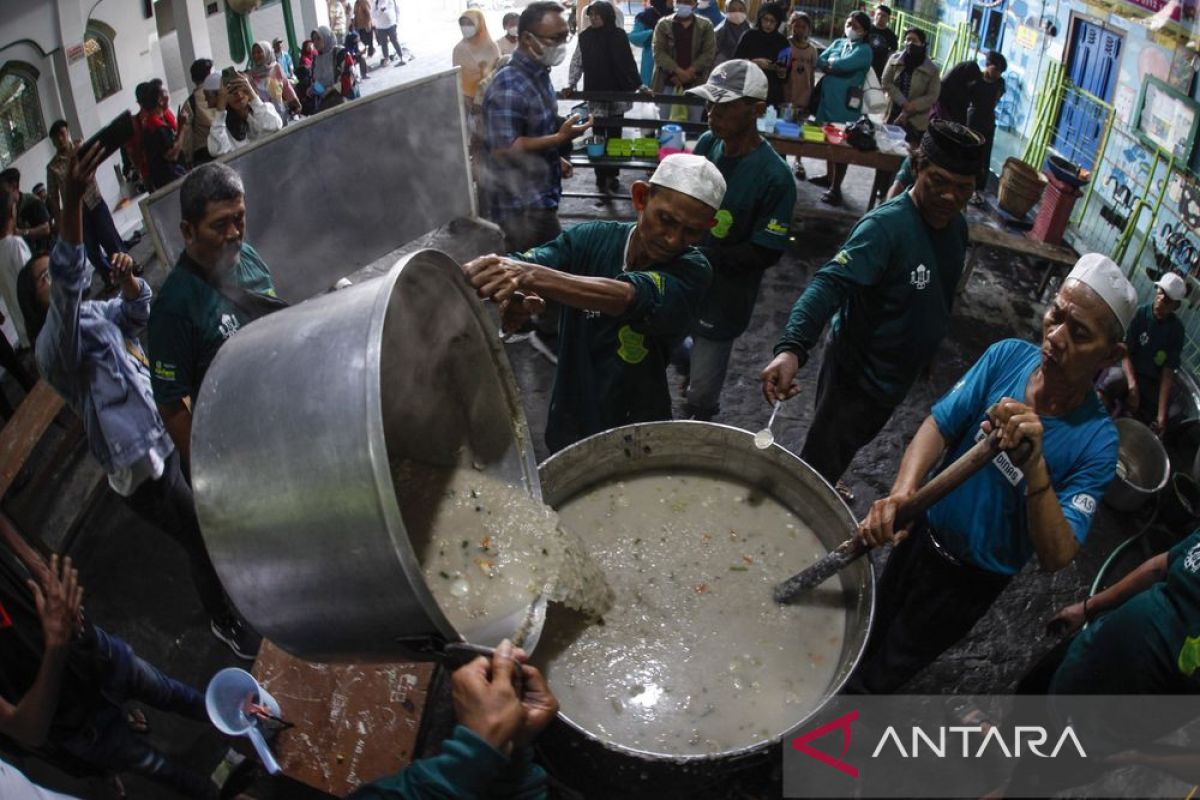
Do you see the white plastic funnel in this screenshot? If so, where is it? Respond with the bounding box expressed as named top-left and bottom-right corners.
top-left (205, 667), bottom-right (282, 775)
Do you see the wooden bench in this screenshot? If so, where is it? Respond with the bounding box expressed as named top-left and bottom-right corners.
top-left (0, 380), bottom-right (107, 554)
top-left (962, 223), bottom-right (1078, 299)
top-left (0, 381), bottom-right (66, 500)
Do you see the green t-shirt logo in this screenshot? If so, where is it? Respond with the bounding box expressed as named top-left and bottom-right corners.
top-left (711, 209), bottom-right (734, 239)
top-left (616, 324), bottom-right (648, 364)
top-left (1179, 635), bottom-right (1200, 676)
top-left (1155, 349), bottom-right (1168, 367)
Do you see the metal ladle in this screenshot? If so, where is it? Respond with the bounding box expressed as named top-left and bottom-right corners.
top-left (754, 400), bottom-right (783, 449)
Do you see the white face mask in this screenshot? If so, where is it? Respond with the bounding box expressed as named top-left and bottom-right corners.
top-left (844, 25), bottom-right (862, 40)
top-left (461, 23), bottom-right (477, 39)
top-left (727, 11), bottom-right (746, 24)
top-left (505, 25), bottom-right (518, 37)
top-left (697, 0), bottom-right (710, 7)
top-left (675, 4), bottom-right (694, 17)
top-left (539, 42), bottom-right (567, 66)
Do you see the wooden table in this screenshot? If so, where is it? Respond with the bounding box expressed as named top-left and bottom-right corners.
top-left (962, 223), bottom-right (1078, 299)
top-left (766, 136), bottom-right (906, 171)
top-left (252, 641), bottom-right (438, 798)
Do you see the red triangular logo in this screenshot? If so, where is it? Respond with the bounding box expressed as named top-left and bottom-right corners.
top-left (791, 709), bottom-right (859, 778)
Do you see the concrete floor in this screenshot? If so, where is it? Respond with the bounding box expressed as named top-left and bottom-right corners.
top-left (3, 124), bottom-right (1194, 798)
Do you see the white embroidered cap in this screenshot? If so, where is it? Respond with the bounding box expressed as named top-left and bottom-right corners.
top-left (648, 153), bottom-right (727, 212)
top-left (1065, 253), bottom-right (1138, 336)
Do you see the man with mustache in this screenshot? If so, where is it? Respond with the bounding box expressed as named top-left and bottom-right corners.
top-left (845, 253), bottom-right (1134, 693)
top-left (149, 163), bottom-right (280, 470)
top-left (35, 149), bottom-right (257, 660)
top-left (761, 119), bottom-right (984, 496)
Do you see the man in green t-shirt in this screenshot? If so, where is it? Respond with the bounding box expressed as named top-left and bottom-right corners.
top-left (1102, 272), bottom-right (1186, 435)
top-left (760, 120), bottom-right (985, 486)
top-left (1003, 529), bottom-right (1200, 793)
top-left (464, 153), bottom-right (726, 453)
top-left (148, 163), bottom-right (280, 467)
top-left (679, 60), bottom-right (796, 421)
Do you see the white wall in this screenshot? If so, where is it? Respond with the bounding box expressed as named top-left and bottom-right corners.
top-left (0, 0), bottom-right (62, 56)
top-left (86, 0), bottom-right (168, 203)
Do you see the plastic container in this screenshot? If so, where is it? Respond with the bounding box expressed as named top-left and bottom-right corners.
top-left (773, 120), bottom-right (802, 139)
top-left (586, 140), bottom-right (606, 159)
top-left (658, 124), bottom-right (684, 151)
top-left (631, 138), bottom-right (660, 158)
top-left (1044, 154), bottom-right (1089, 190)
top-left (762, 105), bottom-right (778, 132)
top-left (801, 124), bottom-right (824, 142)
top-left (823, 124), bottom-right (847, 146)
top-left (1028, 171), bottom-right (1082, 245)
top-left (606, 138), bottom-right (634, 157)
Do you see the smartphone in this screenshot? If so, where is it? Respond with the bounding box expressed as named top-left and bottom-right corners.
top-left (79, 111), bottom-right (134, 163)
top-left (571, 102), bottom-right (590, 124)
top-left (222, 66), bottom-right (238, 84)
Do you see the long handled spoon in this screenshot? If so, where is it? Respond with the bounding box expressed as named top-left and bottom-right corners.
top-left (754, 400), bottom-right (784, 449)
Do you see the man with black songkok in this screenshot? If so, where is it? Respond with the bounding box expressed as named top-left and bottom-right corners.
top-left (761, 120), bottom-right (985, 487)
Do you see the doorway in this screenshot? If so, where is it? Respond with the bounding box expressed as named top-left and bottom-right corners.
top-left (1052, 16), bottom-right (1123, 171)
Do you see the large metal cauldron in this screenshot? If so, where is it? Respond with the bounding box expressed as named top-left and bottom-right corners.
top-left (1106, 418), bottom-right (1170, 513)
top-left (533, 422), bottom-right (874, 797)
top-left (190, 250), bottom-right (543, 661)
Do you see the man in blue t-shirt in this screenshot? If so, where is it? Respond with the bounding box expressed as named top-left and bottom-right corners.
top-left (844, 253), bottom-right (1137, 694)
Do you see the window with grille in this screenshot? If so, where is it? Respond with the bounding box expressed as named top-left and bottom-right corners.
top-left (86, 21), bottom-right (121, 102)
top-left (0, 63), bottom-right (46, 169)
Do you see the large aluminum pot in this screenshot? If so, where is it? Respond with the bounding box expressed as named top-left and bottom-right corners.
top-left (1106, 418), bottom-right (1170, 513)
top-left (191, 250), bottom-right (543, 661)
top-left (533, 421), bottom-right (874, 795)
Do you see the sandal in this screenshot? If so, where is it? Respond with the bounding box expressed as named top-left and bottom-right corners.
top-left (820, 189), bottom-right (843, 206)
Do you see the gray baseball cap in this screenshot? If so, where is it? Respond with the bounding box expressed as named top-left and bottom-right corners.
top-left (686, 59), bottom-right (768, 103)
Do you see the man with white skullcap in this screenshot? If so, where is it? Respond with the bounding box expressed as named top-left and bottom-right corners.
top-left (762, 119), bottom-right (986, 494)
top-left (464, 153), bottom-right (726, 452)
top-left (1104, 270), bottom-right (1187, 435)
top-left (843, 252), bottom-right (1133, 694)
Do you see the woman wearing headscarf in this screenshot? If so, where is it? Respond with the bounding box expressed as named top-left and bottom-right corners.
top-left (248, 40), bottom-right (301, 122)
top-left (809, 9), bottom-right (873, 205)
top-left (208, 72), bottom-right (284, 157)
top-left (733, 3), bottom-right (788, 106)
top-left (567, 1), bottom-right (646, 197)
top-left (714, 0), bottom-right (750, 65)
top-left (310, 26), bottom-right (340, 110)
top-left (870, 27), bottom-right (939, 204)
top-left (452, 9), bottom-right (501, 110)
top-left (630, 0), bottom-right (672, 89)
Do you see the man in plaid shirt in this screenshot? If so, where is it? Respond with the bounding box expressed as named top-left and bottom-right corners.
top-left (482, 1), bottom-right (592, 251)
